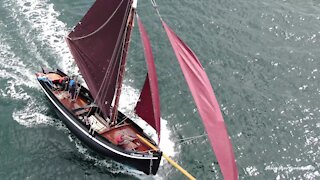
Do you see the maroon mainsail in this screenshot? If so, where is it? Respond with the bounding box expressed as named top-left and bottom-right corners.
top-left (135, 15), bottom-right (161, 141)
top-left (162, 21), bottom-right (238, 180)
top-left (66, 0), bottom-right (132, 118)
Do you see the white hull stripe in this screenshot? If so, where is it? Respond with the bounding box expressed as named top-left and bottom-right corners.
top-left (38, 81), bottom-right (157, 160)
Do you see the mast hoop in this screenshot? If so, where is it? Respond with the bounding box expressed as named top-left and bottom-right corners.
top-left (68, 0), bottom-right (125, 41)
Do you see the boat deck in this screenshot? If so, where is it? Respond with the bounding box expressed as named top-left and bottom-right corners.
top-left (101, 124), bottom-right (150, 152)
top-left (53, 90), bottom-right (89, 111)
top-left (43, 72), bottom-right (154, 153)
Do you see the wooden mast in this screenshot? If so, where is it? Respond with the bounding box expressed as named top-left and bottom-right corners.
top-left (111, 1), bottom-right (136, 124)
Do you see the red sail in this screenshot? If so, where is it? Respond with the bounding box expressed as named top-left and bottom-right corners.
top-left (162, 21), bottom-right (238, 180)
top-left (135, 16), bottom-right (161, 141)
top-left (65, 0), bottom-right (132, 118)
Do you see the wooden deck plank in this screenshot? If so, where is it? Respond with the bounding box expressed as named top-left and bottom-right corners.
top-left (53, 90), bottom-right (89, 111)
top-left (50, 83), bottom-right (151, 152)
top-left (42, 72), bottom-right (157, 155)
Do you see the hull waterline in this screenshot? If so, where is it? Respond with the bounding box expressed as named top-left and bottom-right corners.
top-left (36, 70), bottom-right (162, 175)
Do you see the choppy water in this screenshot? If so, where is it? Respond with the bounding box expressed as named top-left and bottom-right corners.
top-left (0, 0), bottom-right (319, 179)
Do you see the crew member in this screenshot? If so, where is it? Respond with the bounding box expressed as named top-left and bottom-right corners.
top-left (69, 77), bottom-right (76, 101)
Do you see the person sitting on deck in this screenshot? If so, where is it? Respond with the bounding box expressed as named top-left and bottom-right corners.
top-left (37, 74), bottom-right (54, 88)
top-left (115, 133), bottom-right (138, 150)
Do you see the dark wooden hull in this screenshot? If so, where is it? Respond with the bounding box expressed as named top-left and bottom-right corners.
top-left (36, 70), bottom-right (161, 175)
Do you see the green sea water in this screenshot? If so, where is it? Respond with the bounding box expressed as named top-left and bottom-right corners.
top-left (0, 0), bottom-right (319, 179)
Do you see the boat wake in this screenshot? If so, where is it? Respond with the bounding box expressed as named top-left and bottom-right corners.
top-left (0, 29), bottom-right (53, 127)
top-left (13, 0), bottom-right (76, 75)
top-left (119, 85), bottom-right (175, 158)
top-left (0, 0), bottom-right (61, 128)
top-left (71, 136), bottom-right (147, 178)
top-left (1, 0), bottom-right (175, 178)
top-left (63, 84), bottom-right (175, 179)
top-left (12, 98), bottom-right (55, 127)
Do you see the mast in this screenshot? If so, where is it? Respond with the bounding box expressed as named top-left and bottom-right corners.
top-left (65, 0), bottom-right (133, 119)
top-left (111, 0), bottom-right (137, 124)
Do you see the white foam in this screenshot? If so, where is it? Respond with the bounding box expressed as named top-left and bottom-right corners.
top-left (0, 41), bottom-right (39, 90)
top-left (118, 84), bottom-right (176, 158)
top-left (73, 137), bottom-right (147, 178)
top-left (2, 0), bottom-right (50, 68)
top-left (14, 0), bottom-right (76, 75)
top-left (265, 164), bottom-right (319, 179)
top-left (266, 164), bottom-right (316, 172)
top-left (4, 0), bottom-right (176, 176)
top-left (12, 99), bottom-right (55, 127)
top-left (5, 80), bottom-right (31, 101)
top-left (245, 166), bottom-right (259, 176)
top-left (0, 30), bottom-right (52, 127)
top-left (0, 1), bottom-right (58, 128)
top-left (62, 83), bottom-right (175, 177)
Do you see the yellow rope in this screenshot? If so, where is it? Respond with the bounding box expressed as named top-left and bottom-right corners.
top-left (136, 134), bottom-right (196, 180)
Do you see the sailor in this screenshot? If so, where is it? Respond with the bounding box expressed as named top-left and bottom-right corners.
top-left (115, 134), bottom-right (124, 145)
top-left (116, 133), bottom-right (139, 151)
top-left (59, 76), bottom-right (69, 90)
top-left (37, 74), bottom-right (54, 88)
top-left (69, 76), bottom-right (76, 101)
top-left (115, 133), bottom-right (137, 146)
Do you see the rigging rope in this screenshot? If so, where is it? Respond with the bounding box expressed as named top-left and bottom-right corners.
top-left (67, 0), bottom-right (125, 41)
top-left (97, 0), bottom-right (133, 115)
top-left (150, 0), bottom-right (162, 20)
top-left (148, 0), bottom-right (208, 149)
top-left (86, 0), bottom-right (131, 119)
top-left (65, 0), bottom-right (132, 121)
top-left (110, 6), bottom-right (136, 124)
top-left (149, 0), bottom-right (197, 117)
top-left (175, 134), bottom-right (208, 145)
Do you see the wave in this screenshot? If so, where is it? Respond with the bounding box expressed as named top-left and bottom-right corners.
top-left (119, 85), bottom-right (176, 158)
top-left (14, 0), bottom-right (76, 74)
top-left (1, 0), bottom-right (176, 177)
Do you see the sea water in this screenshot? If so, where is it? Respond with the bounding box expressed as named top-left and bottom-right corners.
top-left (0, 0), bottom-right (319, 179)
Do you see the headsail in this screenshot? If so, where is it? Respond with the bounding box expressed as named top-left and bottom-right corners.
top-left (162, 21), bottom-right (238, 180)
top-left (66, 0), bottom-right (133, 118)
top-left (135, 15), bottom-right (161, 141)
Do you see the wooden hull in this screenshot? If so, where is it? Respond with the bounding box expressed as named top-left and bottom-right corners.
top-left (36, 70), bottom-right (161, 175)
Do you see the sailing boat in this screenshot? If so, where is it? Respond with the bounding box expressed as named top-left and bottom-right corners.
top-left (35, 0), bottom-right (238, 179)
